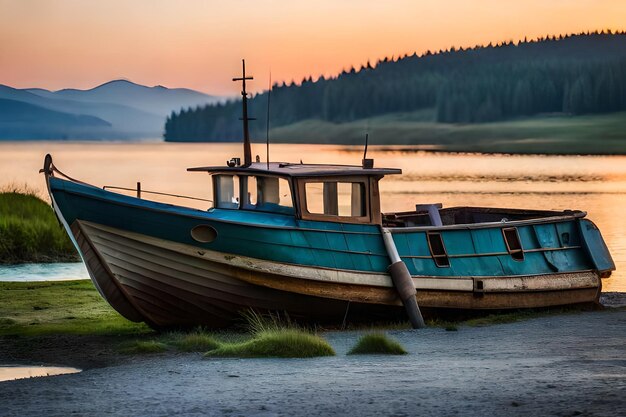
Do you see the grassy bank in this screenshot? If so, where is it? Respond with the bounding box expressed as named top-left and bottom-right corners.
top-left (0, 190), bottom-right (78, 264)
top-left (269, 110), bottom-right (626, 154)
top-left (1, 280), bottom-right (601, 337)
top-left (0, 281), bottom-right (334, 358)
top-left (0, 280), bottom-right (149, 336)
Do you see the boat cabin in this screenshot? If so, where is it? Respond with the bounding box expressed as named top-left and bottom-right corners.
top-left (188, 160), bottom-right (587, 230)
top-left (187, 162), bottom-right (401, 225)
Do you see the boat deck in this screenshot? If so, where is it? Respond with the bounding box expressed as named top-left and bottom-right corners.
top-left (382, 206), bottom-right (585, 228)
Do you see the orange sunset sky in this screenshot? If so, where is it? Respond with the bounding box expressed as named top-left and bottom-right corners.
top-left (1, 0), bottom-right (625, 95)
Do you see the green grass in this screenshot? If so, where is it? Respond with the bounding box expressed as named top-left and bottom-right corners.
top-left (269, 110), bottom-right (626, 154)
top-left (119, 340), bottom-right (168, 354)
top-left (347, 332), bottom-right (407, 355)
top-left (0, 283), bottom-right (334, 358)
top-left (0, 280), bottom-right (151, 336)
top-left (116, 327), bottom-right (334, 358)
top-left (461, 308), bottom-right (583, 327)
top-left (204, 328), bottom-right (335, 358)
top-left (118, 330), bottom-right (229, 355)
top-left (423, 306), bottom-right (587, 330)
top-left (240, 309), bottom-right (300, 335)
top-left (203, 310), bottom-right (335, 358)
top-left (0, 279), bottom-right (594, 360)
top-left (168, 330), bottom-right (221, 352)
top-left (0, 189), bottom-right (78, 264)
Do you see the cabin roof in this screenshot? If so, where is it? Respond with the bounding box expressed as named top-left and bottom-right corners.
top-left (187, 162), bottom-right (402, 177)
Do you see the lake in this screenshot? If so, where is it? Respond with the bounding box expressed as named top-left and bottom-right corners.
top-left (1, 141), bottom-right (625, 291)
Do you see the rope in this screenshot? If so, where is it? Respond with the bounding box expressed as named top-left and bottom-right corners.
top-left (45, 159), bottom-right (212, 204)
top-left (102, 186), bottom-right (213, 203)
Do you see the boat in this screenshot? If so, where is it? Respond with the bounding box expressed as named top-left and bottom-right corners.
top-left (42, 62), bottom-right (615, 329)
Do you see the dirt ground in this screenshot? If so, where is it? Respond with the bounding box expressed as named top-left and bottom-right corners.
top-left (1, 295), bottom-right (625, 417)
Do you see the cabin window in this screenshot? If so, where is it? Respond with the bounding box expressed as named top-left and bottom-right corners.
top-left (502, 227), bottom-right (524, 261)
top-left (304, 181), bottom-right (366, 217)
top-left (247, 176), bottom-right (258, 206)
top-left (242, 176), bottom-right (294, 215)
top-left (214, 175), bottom-right (240, 209)
top-left (427, 231), bottom-right (450, 267)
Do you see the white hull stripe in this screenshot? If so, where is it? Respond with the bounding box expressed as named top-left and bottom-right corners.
top-left (79, 221), bottom-right (598, 293)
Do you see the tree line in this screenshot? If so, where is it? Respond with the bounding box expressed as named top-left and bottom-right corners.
top-left (165, 31), bottom-right (626, 142)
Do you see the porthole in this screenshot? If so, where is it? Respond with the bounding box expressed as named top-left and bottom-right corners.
top-left (191, 225), bottom-right (218, 243)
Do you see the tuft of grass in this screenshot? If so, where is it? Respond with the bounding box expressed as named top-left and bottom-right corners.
top-left (205, 329), bottom-right (335, 358)
top-left (169, 330), bottom-right (221, 352)
top-left (120, 340), bottom-right (168, 354)
top-left (347, 332), bottom-right (407, 355)
top-left (461, 309), bottom-right (574, 327)
top-left (241, 309), bottom-right (299, 335)
top-left (204, 309), bottom-right (334, 358)
top-left (0, 280), bottom-right (151, 336)
top-left (0, 191), bottom-right (78, 264)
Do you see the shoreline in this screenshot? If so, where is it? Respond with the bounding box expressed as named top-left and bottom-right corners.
top-left (2, 138), bottom-right (626, 156)
top-left (1, 307), bottom-right (625, 417)
top-left (1, 285), bottom-right (624, 371)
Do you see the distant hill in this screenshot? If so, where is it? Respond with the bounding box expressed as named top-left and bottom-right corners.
top-left (27, 80), bottom-right (219, 118)
top-left (0, 84), bottom-right (164, 137)
top-left (0, 98), bottom-right (111, 139)
top-left (164, 32), bottom-right (626, 147)
top-left (0, 80), bottom-right (221, 140)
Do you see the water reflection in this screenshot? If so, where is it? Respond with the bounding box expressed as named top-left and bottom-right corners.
top-left (0, 365), bottom-right (81, 382)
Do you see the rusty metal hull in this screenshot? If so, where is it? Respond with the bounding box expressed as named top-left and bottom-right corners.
top-left (71, 220), bottom-right (602, 328)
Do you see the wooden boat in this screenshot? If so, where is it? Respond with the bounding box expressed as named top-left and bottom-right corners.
top-left (41, 64), bottom-right (615, 329)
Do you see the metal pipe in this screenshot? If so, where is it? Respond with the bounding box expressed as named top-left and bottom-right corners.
top-left (381, 227), bottom-right (426, 329)
top-left (382, 228), bottom-right (402, 263)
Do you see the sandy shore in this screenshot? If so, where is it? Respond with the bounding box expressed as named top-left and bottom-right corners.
top-left (1, 303), bottom-right (625, 417)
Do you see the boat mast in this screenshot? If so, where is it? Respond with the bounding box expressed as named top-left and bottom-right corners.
top-left (233, 59), bottom-right (254, 167)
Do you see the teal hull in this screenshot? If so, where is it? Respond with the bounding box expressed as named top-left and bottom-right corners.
top-left (47, 176), bottom-right (614, 327)
top-left (49, 177), bottom-right (613, 278)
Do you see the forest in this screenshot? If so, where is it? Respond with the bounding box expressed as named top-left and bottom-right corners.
top-left (164, 32), bottom-right (626, 142)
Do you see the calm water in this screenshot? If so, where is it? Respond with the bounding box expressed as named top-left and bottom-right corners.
top-left (0, 262), bottom-right (87, 281)
top-left (0, 365), bottom-right (81, 382)
top-left (1, 141), bottom-right (625, 291)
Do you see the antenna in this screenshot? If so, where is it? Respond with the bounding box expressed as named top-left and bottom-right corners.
top-left (233, 59), bottom-right (255, 167)
top-left (362, 131), bottom-right (374, 169)
top-left (266, 71), bottom-right (272, 170)
top-left (363, 133), bottom-right (369, 160)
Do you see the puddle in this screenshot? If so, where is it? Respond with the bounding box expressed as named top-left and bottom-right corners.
top-left (0, 365), bottom-right (81, 382)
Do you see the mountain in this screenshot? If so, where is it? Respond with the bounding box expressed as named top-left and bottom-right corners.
top-left (164, 32), bottom-right (626, 143)
top-left (0, 84), bottom-right (163, 138)
top-left (0, 80), bottom-right (221, 140)
top-left (27, 80), bottom-right (220, 118)
top-left (0, 98), bottom-right (111, 139)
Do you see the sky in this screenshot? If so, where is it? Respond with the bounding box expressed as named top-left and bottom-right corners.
top-left (1, 0), bottom-right (625, 95)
